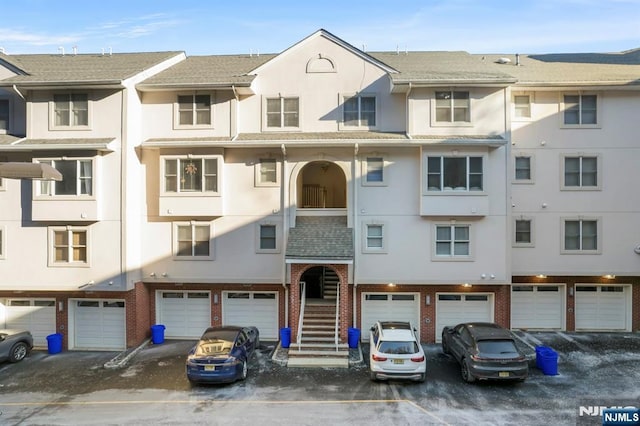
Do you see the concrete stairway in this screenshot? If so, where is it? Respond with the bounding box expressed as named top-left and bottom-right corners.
top-left (323, 268), bottom-right (339, 301)
top-left (287, 301), bottom-right (349, 368)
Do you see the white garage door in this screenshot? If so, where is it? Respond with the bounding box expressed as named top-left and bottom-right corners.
top-left (4, 299), bottom-right (56, 347)
top-left (435, 293), bottom-right (493, 342)
top-left (361, 293), bottom-right (420, 340)
top-left (158, 291), bottom-right (211, 339)
top-left (511, 285), bottom-right (564, 330)
top-left (223, 292), bottom-right (278, 340)
top-left (575, 285), bottom-right (630, 331)
top-left (73, 300), bottom-right (125, 350)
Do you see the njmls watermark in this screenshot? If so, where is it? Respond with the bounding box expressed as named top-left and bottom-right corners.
top-left (578, 399), bottom-right (640, 426)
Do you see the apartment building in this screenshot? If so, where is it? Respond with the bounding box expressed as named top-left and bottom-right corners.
top-left (0, 30), bottom-right (638, 352)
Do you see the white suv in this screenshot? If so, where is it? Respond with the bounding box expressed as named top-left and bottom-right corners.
top-left (369, 321), bottom-right (426, 382)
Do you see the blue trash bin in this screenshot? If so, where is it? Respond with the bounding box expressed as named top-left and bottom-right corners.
top-left (46, 333), bottom-right (63, 354)
top-left (348, 327), bottom-right (361, 348)
top-left (280, 327), bottom-right (291, 348)
top-left (535, 346), bottom-right (558, 375)
top-left (151, 324), bottom-right (166, 344)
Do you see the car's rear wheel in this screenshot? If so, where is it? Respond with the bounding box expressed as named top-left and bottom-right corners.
top-left (461, 358), bottom-right (475, 383)
top-left (442, 339), bottom-right (450, 355)
top-left (9, 342), bottom-right (28, 363)
top-left (240, 360), bottom-right (248, 380)
top-left (417, 373), bottom-right (426, 383)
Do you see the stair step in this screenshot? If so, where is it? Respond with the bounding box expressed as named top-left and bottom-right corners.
top-left (301, 336), bottom-right (337, 342)
top-left (292, 342), bottom-right (349, 348)
top-left (304, 318), bottom-right (335, 323)
top-left (288, 350), bottom-right (349, 357)
top-left (287, 357), bottom-right (349, 368)
top-left (302, 324), bottom-right (334, 329)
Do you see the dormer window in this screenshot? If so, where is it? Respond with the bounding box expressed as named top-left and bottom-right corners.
top-left (176, 94), bottom-right (212, 127)
top-left (52, 94), bottom-right (88, 127)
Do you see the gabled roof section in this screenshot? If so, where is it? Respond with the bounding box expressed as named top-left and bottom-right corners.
top-left (0, 51), bottom-right (184, 88)
top-left (137, 54), bottom-right (275, 91)
top-left (286, 216), bottom-right (353, 262)
top-left (248, 28), bottom-right (398, 76)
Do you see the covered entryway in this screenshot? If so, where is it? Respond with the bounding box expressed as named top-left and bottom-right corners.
top-left (511, 285), bottom-right (564, 330)
top-left (435, 293), bottom-right (493, 342)
top-left (300, 266), bottom-right (340, 301)
top-left (297, 161), bottom-right (346, 209)
top-left (223, 292), bottom-right (278, 339)
top-left (71, 299), bottom-right (125, 350)
top-left (157, 291), bottom-right (211, 339)
top-left (361, 293), bottom-right (420, 340)
top-left (3, 298), bottom-right (56, 347)
top-left (575, 285), bottom-right (631, 331)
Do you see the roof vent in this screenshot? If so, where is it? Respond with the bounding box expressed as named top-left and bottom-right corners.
top-left (495, 57), bottom-right (511, 64)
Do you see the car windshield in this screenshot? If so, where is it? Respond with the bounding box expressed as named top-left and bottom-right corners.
top-left (477, 340), bottom-right (519, 356)
top-left (378, 341), bottom-right (419, 355)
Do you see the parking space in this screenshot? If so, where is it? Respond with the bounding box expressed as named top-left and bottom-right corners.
top-left (0, 333), bottom-right (639, 425)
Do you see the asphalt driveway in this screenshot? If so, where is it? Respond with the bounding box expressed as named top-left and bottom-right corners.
top-left (1, 332), bottom-right (639, 425)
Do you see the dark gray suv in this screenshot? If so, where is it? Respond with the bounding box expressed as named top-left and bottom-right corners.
top-left (442, 322), bottom-right (528, 383)
top-left (0, 329), bottom-right (33, 363)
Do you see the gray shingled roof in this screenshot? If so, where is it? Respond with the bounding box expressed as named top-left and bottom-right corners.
top-left (0, 51), bottom-right (183, 85)
top-left (138, 54), bottom-right (274, 88)
top-left (236, 131), bottom-right (408, 141)
top-left (0, 134), bottom-right (22, 146)
top-left (0, 138), bottom-right (115, 151)
top-left (476, 51), bottom-right (640, 86)
top-left (286, 216), bottom-right (353, 260)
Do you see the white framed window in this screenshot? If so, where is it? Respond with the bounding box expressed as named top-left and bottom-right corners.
top-left (426, 156), bottom-right (483, 191)
top-left (162, 155), bottom-right (220, 194)
top-left (361, 155), bottom-right (387, 186)
top-left (561, 154), bottom-right (601, 190)
top-left (433, 90), bottom-right (470, 125)
top-left (254, 157), bottom-right (280, 187)
top-left (433, 223), bottom-right (472, 260)
top-left (513, 94), bottom-right (532, 119)
top-left (175, 94), bottom-right (212, 128)
top-left (0, 98), bottom-right (9, 134)
top-left (561, 93), bottom-right (600, 127)
top-left (264, 96), bottom-right (299, 129)
top-left (513, 217), bottom-right (534, 247)
top-left (173, 221), bottom-right (214, 260)
top-left (50, 93), bottom-right (90, 129)
top-left (513, 154), bottom-right (534, 183)
top-left (48, 226), bottom-right (90, 267)
top-left (341, 93), bottom-right (376, 128)
top-left (256, 222), bottom-right (281, 253)
top-left (561, 217), bottom-right (601, 254)
top-left (362, 221), bottom-right (387, 253)
top-left (0, 225), bottom-right (5, 259)
top-left (36, 158), bottom-right (94, 197)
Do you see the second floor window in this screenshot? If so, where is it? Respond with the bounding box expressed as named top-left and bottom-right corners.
top-left (51, 227), bottom-right (88, 264)
top-left (175, 222), bottom-right (211, 258)
top-left (266, 97), bottom-right (299, 128)
top-left (564, 156), bottom-right (598, 188)
top-left (564, 219), bottom-right (598, 252)
top-left (564, 94), bottom-right (597, 125)
top-left (435, 91), bottom-right (470, 122)
top-left (366, 157), bottom-right (384, 183)
top-left (515, 219), bottom-right (532, 245)
top-left (343, 95), bottom-right (376, 127)
top-left (427, 156), bottom-right (483, 191)
top-left (259, 225), bottom-right (276, 250)
top-left (515, 156), bottom-right (532, 181)
top-left (178, 94), bottom-right (211, 126)
top-left (513, 95), bottom-right (531, 118)
top-left (435, 225), bottom-right (470, 257)
top-left (38, 159), bottom-right (92, 196)
top-left (164, 157), bottom-right (218, 193)
top-left (54, 94), bottom-right (88, 127)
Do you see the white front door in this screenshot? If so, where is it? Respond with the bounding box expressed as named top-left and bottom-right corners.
top-left (435, 293), bottom-right (493, 342)
top-left (575, 285), bottom-right (630, 331)
top-left (361, 293), bottom-right (420, 340)
top-left (4, 299), bottom-right (56, 347)
top-left (72, 300), bottom-right (125, 350)
top-left (511, 285), bottom-right (564, 330)
top-left (157, 291), bottom-right (211, 339)
top-left (223, 292), bottom-right (278, 339)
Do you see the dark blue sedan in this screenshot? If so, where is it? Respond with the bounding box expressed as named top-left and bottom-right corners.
top-left (186, 326), bottom-right (259, 384)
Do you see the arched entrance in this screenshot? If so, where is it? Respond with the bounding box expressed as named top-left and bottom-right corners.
top-left (297, 161), bottom-right (346, 209)
top-left (300, 266), bottom-right (339, 301)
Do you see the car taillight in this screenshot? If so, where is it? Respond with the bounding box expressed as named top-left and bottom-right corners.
top-left (372, 354), bottom-right (388, 362)
top-left (411, 355), bottom-right (425, 363)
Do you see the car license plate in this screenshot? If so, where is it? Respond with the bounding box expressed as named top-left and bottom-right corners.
top-left (204, 365), bottom-right (216, 371)
top-left (499, 371), bottom-right (509, 378)
top-left (393, 359), bottom-right (404, 365)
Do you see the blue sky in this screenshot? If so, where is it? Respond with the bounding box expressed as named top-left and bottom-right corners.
top-left (1, 0), bottom-right (639, 55)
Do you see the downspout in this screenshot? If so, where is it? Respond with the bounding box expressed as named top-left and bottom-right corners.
top-left (405, 83), bottom-right (413, 139)
top-left (120, 89), bottom-right (127, 291)
top-left (281, 143), bottom-right (288, 326)
top-left (231, 85), bottom-right (239, 141)
top-left (352, 143), bottom-right (359, 327)
top-left (11, 85), bottom-right (25, 100)
top-left (12, 85), bottom-right (27, 136)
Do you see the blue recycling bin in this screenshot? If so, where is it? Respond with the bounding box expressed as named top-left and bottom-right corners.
top-left (280, 327), bottom-right (291, 348)
top-left (535, 346), bottom-right (558, 375)
top-left (151, 324), bottom-right (166, 344)
top-left (348, 327), bottom-right (361, 348)
top-left (46, 333), bottom-right (63, 354)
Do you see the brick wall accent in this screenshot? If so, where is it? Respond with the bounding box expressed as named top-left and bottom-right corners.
top-left (127, 282), bottom-right (151, 347)
top-left (289, 263), bottom-right (349, 343)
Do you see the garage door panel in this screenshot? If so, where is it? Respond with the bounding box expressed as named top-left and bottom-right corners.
top-left (5, 299), bottom-right (56, 347)
top-left (435, 294), bottom-right (493, 342)
top-left (223, 292), bottom-right (278, 339)
top-left (159, 292), bottom-right (211, 339)
top-left (576, 286), bottom-right (628, 331)
top-left (74, 300), bottom-right (125, 350)
top-left (511, 286), bottom-right (563, 330)
top-left (361, 293), bottom-right (419, 340)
